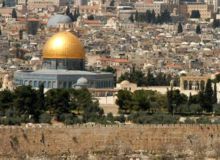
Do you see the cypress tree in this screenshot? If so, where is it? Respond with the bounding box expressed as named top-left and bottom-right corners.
top-left (196, 25), bottom-right (201, 34)
top-left (204, 79), bottom-right (213, 112)
top-left (129, 13), bottom-right (134, 23)
top-left (2, 0), bottom-right (5, 7)
top-left (109, 0), bottom-right (115, 6)
top-left (12, 8), bottom-right (17, 19)
top-left (212, 19), bottom-right (220, 28)
top-left (151, 10), bottom-right (156, 23)
top-left (76, 8), bottom-right (80, 17)
top-left (135, 10), bottom-right (139, 22)
top-left (213, 82), bottom-right (217, 104)
top-left (65, 6), bottom-right (70, 16)
top-left (188, 92), bottom-right (192, 106)
top-left (146, 10), bottom-right (152, 23)
top-left (177, 22), bottom-right (183, 33)
top-left (38, 83), bottom-right (45, 113)
top-left (167, 87), bottom-right (173, 114)
top-left (19, 30), bottom-right (23, 40)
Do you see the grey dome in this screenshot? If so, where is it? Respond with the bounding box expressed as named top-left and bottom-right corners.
top-left (47, 14), bottom-right (72, 27)
top-left (77, 77), bottom-right (88, 85)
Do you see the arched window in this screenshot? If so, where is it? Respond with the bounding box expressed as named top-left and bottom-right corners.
top-left (183, 80), bottom-right (188, 90)
top-left (189, 81), bottom-right (192, 90)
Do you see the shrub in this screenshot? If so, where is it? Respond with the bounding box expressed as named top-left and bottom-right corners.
top-left (1, 117), bottom-right (21, 125)
top-left (39, 113), bottom-right (51, 124)
top-left (176, 104), bottom-right (189, 113)
top-left (128, 112), bottom-right (179, 124)
top-left (114, 114), bottom-right (126, 123)
top-left (189, 104), bottom-right (203, 114)
top-left (60, 113), bottom-right (81, 125)
top-left (106, 113), bottom-right (114, 122)
top-left (213, 118), bottom-right (220, 124)
top-left (184, 118), bottom-right (196, 124)
top-left (213, 104), bottom-right (220, 114)
top-left (196, 117), bottom-right (211, 124)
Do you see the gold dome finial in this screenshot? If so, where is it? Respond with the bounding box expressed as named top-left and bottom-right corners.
top-left (43, 31), bottom-right (85, 59)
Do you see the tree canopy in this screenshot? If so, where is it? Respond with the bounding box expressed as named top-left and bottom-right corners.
top-left (130, 9), bottom-right (171, 24)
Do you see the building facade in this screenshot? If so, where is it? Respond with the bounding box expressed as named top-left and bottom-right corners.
top-left (17, 0), bottom-right (67, 8)
top-left (180, 3), bottom-right (214, 19)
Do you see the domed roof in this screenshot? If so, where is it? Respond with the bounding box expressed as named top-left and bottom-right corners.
top-left (77, 77), bottom-right (88, 85)
top-left (121, 80), bottom-right (130, 85)
top-left (47, 14), bottom-right (72, 28)
top-left (43, 31), bottom-right (85, 59)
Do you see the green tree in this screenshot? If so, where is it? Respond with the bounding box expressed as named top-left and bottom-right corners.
top-left (215, 73), bottom-right (220, 82)
top-left (177, 22), bottom-right (183, 33)
top-left (213, 82), bottom-right (218, 104)
top-left (101, 66), bottom-right (116, 74)
top-left (2, 0), bottom-right (5, 7)
top-left (116, 90), bottom-right (133, 113)
top-left (118, 70), bottom-right (147, 86)
top-left (45, 89), bottom-right (70, 119)
top-left (27, 21), bottom-right (39, 35)
top-left (172, 90), bottom-right (188, 111)
top-left (167, 89), bottom-right (187, 114)
top-left (13, 86), bottom-right (38, 121)
top-left (203, 79), bottom-right (213, 112)
top-left (0, 90), bottom-right (14, 114)
top-left (161, 9), bottom-right (171, 23)
top-left (146, 10), bottom-right (152, 23)
top-left (167, 88), bottom-right (173, 114)
top-left (76, 7), bottom-right (80, 17)
top-left (135, 10), bottom-right (139, 22)
top-left (133, 90), bottom-right (150, 111)
top-left (151, 10), bottom-right (156, 23)
top-left (156, 14), bottom-right (162, 24)
top-left (65, 6), bottom-right (70, 15)
top-left (129, 13), bottom-right (134, 23)
top-left (188, 92), bottom-right (192, 106)
top-left (196, 24), bottom-right (201, 34)
top-left (212, 19), bottom-right (220, 28)
top-left (37, 83), bottom-right (45, 112)
top-left (109, 0), bottom-right (115, 6)
top-left (11, 8), bottom-right (17, 19)
top-left (69, 88), bottom-right (94, 114)
top-left (19, 30), bottom-right (23, 39)
top-left (146, 69), bottom-right (155, 86)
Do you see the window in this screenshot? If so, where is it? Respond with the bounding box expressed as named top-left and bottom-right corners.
top-left (63, 81), bottom-right (67, 88)
top-left (48, 81), bottom-right (52, 88)
top-left (34, 81), bottom-right (37, 87)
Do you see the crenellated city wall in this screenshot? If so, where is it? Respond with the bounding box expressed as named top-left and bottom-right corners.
top-left (0, 124), bottom-right (220, 159)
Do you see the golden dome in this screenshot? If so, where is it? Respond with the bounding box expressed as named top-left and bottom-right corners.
top-left (43, 31), bottom-right (85, 59)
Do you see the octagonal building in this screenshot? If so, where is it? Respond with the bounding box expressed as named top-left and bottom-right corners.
top-left (14, 31), bottom-right (114, 89)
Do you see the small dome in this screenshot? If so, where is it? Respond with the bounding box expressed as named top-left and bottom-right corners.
top-left (47, 14), bottom-right (72, 28)
top-left (121, 80), bottom-right (130, 85)
top-left (31, 56), bottom-right (40, 61)
top-left (77, 77), bottom-right (88, 85)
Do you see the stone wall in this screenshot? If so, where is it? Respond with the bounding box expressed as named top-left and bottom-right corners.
top-left (0, 124), bottom-right (220, 159)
